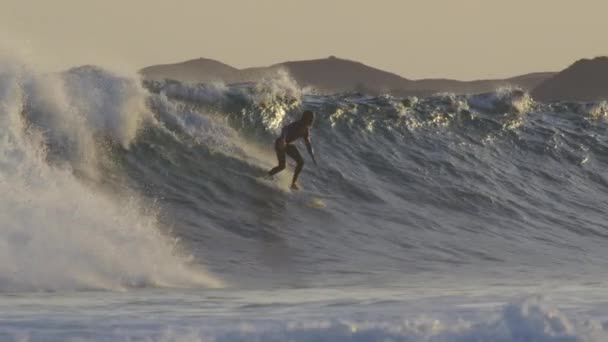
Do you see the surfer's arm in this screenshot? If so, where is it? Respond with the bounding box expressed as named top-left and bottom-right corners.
top-left (304, 136), bottom-right (317, 166)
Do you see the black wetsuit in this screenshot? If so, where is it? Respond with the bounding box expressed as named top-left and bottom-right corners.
top-left (268, 120), bottom-right (314, 185)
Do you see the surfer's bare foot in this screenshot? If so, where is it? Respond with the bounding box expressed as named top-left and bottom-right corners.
top-left (291, 183), bottom-right (300, 190)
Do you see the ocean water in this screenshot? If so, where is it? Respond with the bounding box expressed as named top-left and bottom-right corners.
top-left (2, 58), bottom-right (608, 341)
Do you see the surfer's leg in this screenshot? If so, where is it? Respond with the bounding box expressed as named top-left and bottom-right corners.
top-left (268, 144), bottom-right (286, 176)
top-left (286, 145), bottom-right (304, 186)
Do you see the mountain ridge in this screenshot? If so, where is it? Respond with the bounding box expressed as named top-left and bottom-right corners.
top-left (140, 56), bottom-right (556, 96)
top-left (532, 56), bottom-right (608, 102)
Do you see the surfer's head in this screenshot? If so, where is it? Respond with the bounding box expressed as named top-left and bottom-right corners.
top-left (301, 110), bottom-right (315, 127)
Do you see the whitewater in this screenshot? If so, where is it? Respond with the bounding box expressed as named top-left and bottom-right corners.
top-left (2, 55), bottom-right (608, 341)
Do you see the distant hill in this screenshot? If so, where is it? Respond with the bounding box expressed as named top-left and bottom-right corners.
top-left (140, 56), bottom-right (555, 96)
top-left (532, 57), bottom-right (608, 102)
top-left (140, 58), bottom-right (243, 84)
top-left (413, 72), bottom-right (555, 95)
top-left (276, 56), bottom-right (414, 93)
top-left (140, 56), bottom-right (416, 93)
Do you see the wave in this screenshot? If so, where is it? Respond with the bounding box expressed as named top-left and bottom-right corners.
top-left (0, 56), bottom-right (220, 291)
top-left (136, 76), bottom-right (608, 284)
top-left (3, 56), bottom-right (608, 291)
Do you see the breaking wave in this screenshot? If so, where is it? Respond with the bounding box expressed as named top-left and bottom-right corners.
top-left (2, 56), bottom-right (608, 292)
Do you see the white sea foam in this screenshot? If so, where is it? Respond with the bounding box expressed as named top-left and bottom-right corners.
top-left (0, 54), bottom-right (221, 292)
top-left (3, 296), bottom-right (604, 341)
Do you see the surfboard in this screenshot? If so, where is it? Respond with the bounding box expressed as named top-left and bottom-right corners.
top-left (232, 168), bottom-right (335, 205)
top-left (289, 188), bottom-right (341, 209)
top-left (294, 189), bottom-right (341, 199)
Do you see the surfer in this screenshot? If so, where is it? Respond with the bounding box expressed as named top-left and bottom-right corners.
top-left (268, 110), bottom-right (317, 190)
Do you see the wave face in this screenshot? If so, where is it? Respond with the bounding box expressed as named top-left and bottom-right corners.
top-left (140, 77), bottom-right (608, 287)
top-left (2, 59), bottom-right (608, 291)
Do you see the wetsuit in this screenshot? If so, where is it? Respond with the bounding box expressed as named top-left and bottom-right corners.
top-left (268, 120), bottom-right (315, 186)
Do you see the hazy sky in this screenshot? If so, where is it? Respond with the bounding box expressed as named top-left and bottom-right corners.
top-left (1, 0), bottom-right (606, 79)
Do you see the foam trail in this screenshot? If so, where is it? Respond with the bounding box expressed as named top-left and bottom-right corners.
top-left (0, 55), bottom-right (221, 292)
top-left (5, 297), bottom-right (603, 341)
top-left (195, 298), bottom-right (607, 341)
